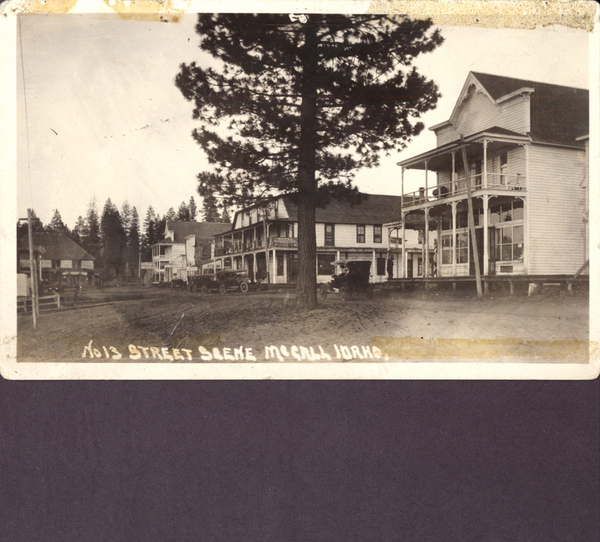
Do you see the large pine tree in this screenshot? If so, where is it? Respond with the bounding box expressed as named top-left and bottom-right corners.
top-left (176, 14), bottom-right (443, 310)
top-left (100, 198), bottom-right (126, 278)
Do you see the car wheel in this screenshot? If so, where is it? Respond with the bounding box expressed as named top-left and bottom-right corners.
top-left (191, 284), bottom-right (198, 294)
top-left (218, 283), bottom-right (227, 295)
top-left (319, 284), bottom-right (328, 300)
top-left (239, 281), bottom-right (249, 294)
top-left (366, 285), bottom-right (374, 300)
top-left (339, 286), bottom-right (350, 301)
top-left (200, 285), bottom-right (208, 295)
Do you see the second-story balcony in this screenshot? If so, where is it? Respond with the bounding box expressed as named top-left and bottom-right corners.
top-left (402, 172), bottom-right (526, 208)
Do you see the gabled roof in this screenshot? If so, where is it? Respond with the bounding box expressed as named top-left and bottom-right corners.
top-left (432, 71), bottom-right (588, 148)
top-left (281, 194), bottom-right (403, 225)
top-left (472, 72), bottom-right (589, 147)
top-left (166, 221), bottom-right (232, 243)
top-left (19, 232), bottom-right (94, 260)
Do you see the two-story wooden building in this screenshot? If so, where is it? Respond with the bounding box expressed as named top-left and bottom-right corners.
top-left (392, 72), bottom-right (588, 290)
top-left (204, 194), bottom-right (428, 285)
top-left (151, 221), bottom-right (231, 283)
top-left (18, 232), bottom-right (95, 289)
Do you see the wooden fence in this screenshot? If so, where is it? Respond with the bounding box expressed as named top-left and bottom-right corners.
top-left (17, 293), bottom-right (61, 314)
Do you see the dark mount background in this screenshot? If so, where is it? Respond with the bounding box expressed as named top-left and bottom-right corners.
top-left (0, 379), bottom-right (598, 541)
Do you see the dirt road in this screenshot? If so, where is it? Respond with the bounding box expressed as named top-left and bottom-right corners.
top-left (16, 286), bottom-right (590, 363)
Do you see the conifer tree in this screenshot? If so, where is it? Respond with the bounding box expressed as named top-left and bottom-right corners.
top-left (176, 14), bottom-right (443, 310)
top-left (72, 215), bottom-right (86, 245)
top-left (84, 197), bottom-right (101, 260)
top-left (100, 198), bottom-right (126, 278)
top-left (142, 206), bottom-right (157, 260)
top-left (188, 196), bottom-right (198, 221)
top-left (200, 190), bottom-right (222, 223)
top-left (48, 209), bottom-right (69, 235)
top-left (177, 201), bottom-right (191, 221)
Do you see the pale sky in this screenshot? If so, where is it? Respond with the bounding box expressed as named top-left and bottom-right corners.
top-left (16, 15), bottom-right (589, 227)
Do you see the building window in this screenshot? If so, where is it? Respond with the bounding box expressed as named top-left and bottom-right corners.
top-left (456, 232), bottom-right (469, 264)
top-left (288, 224), bottom-right (294, 238)
top-left (318, 253), bottom-right (335, 275)
top-left (373, 225), bottom-right (382, 243)
top-left (356, 225), bottom-right (365, 243)
top-left (441, 234), bottom-right (453, 265)
top-left (495, 225), bottom-right (524, 262)
top-left (324, 224), bottom-right (335, 246)
top-left (490, 200), bottom-right (524, 225)
top-left (441, 215), bottom-right (452, 231)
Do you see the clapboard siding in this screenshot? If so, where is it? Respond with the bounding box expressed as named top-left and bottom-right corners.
top-left (437, 91), bottom-right (527, 146)
top-left (527, 144), bottom-right (587, 274)
top-left (316, 223), bottom-right (385, 248)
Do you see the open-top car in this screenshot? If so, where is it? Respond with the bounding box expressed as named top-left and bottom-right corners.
top-left (189, 271), bottom-right (250, 295)
top-left (319, 259), bottom-right (374, 301)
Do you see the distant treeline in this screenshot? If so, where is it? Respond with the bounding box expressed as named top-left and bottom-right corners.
top-left (18, 194), bottom-right (231, 279)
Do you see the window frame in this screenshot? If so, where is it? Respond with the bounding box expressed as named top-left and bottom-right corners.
top-left (356, 224), bottom-right (366, 244)
top-left (373, 225), bottom-right (382, 244)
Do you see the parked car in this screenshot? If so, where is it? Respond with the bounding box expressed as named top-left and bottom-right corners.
top-left (170, 278), bottom-right (187, 290)
top-left (188, 275), bottom-right (218, 295)
top-left (189, 271), bottom-right (250, 295)
top-left (319, 259), bottom-right (374, 301)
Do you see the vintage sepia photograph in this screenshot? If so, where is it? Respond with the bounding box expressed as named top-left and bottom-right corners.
top-left (2, 5), bottom-right (598, 378)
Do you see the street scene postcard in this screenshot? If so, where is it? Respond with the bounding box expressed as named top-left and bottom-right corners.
top-left (1, 2), bottom-right (598, 379)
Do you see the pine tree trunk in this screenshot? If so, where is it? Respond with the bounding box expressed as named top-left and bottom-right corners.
top-left (296, 22), bottom-right (319, 312)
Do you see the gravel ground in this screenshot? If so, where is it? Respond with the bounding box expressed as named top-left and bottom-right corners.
top-left (16, 285), bottom-right (590, 364)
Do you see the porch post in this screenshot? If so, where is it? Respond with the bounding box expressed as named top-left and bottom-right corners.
top-left (272, 249), bottom-right (276, 283)
top-left (401, 167), bottom-right (404, 208)
top-left (372, 250), bottom-right (376, 282)
top-left (452, 201), bottom-right (457, 276)
top-left (524, 144), bottom-right (530, 274)
top-left (483, 194), bottom-right (489, 275)
top-left (424, 207), bottom-right (430, 278)
top-left (253, 253), bottom-right (257, 281)
top-left (401, 214), bottom-right (406, 279)
top-left (483, 140), bottom-right (488, 189)
top-left (424, 160), bottom-right (428, 199)
top-left (451, 151), bottom-right (456, 195)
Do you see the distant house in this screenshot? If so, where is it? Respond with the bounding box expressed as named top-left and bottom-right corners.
top-left (18, 232), bottom-right (95, 288)
top-left (393, 71), bottom-right (589, 283)
top-left (151, 221), bottom-right (231, 283)
top-left (204, 194), bottom-right (427, 284)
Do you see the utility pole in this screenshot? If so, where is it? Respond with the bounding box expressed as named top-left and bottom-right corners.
top-left (27, 209), bottom-right (39, 328)
top-left (262, 203), bottom-right (271, 290)
top-left (460, 136), bottom-right (483, 298)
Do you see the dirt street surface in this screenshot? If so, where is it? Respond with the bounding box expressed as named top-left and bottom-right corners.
top-left (16, 285), bottom-right (590, 363)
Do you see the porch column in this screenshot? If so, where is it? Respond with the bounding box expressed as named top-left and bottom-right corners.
top-left (452, 201), bottom-right (457, 276)
top-left (272, 249), bottom-right (276, 283)
top-left (483, 140), bottom-right (488, 189)
top-left (424, 207), bottom-right (430, 278)
top-left (424, 160), bottom-right (429, 198)
top-left (372, 250), bottom-right (376, 282)
top-left (401, 167), bottom-right (404, 208)
top-left (524, 144), bottom-right (530, 274)
top-left (253, 253), bottom-right (257, 281)
top-left (483, 194), bottom-right (489, 275)
top-left (451, 151), bottom-right (456, 194)
top-left (401, 214), bottom-right (406, 278)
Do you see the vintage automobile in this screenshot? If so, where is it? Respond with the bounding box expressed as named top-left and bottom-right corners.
top-left (189, 271), bottom-right (250, 295)
top-left (319, 259), bottom-right (374, 301)
top-left (170, 278), bottom-right (187, 290)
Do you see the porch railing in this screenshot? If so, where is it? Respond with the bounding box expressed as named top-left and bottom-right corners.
top-left (402, 173), bottom-right (525, 207)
